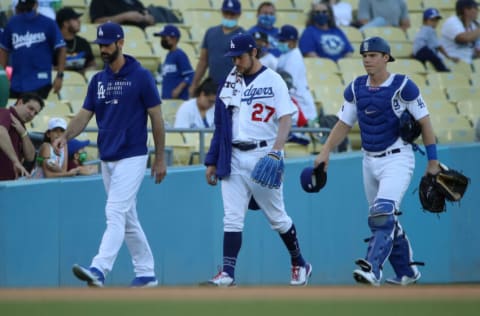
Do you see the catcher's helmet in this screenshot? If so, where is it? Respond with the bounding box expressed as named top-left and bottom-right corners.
top-left (360, 36), bottom-right (395, 62)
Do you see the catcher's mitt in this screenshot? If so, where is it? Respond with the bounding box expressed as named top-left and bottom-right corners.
top-left (251, 151), bottom-right (284, 189)
top-left (419, 163), bottom-right (470, 213)
top-left (435, 163), bottom-right (469, 201)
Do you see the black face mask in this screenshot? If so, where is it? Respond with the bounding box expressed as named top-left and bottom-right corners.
top-left (161, 39), bottom-right (172, 49)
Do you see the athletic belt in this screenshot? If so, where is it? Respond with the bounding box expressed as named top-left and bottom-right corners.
top-left (232, 140), bottom-right (268, 151)
top-left (372, 148), bottom-right (401, 158)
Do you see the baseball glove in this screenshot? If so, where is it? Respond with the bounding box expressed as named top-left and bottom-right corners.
top-left (251, 151), bottom-right (284, 189)
top-left (419, 163), bottom-right (469, 213)
top-left (435, 163), bottom-right (469, 201)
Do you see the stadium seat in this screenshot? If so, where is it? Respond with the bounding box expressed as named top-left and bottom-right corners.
top-left (422, 0), bottom-right (456, 11)
top-left (161, 99), bottom-right (184, 127)
top-left (362, 27), bottom-right (408, 42)
top-left (388, 58), bottom-right (427, 74)
top-left (421, 85), bottom-right (449, 103)
top-left (171, 0), bottom-right (212, 11)
top-left (337, 58), bottom-right (365, 81)
top-left (427, 59), bottom-right (473, 74)
top-left (303, 57), bottom-right (339, 75)
top-left (406, 73), bottom-right (428, 88)
top-left (122, 40), bottom-right (160, 73)
top-left (389, 42), bottom-right (414, 59)
top-left (430, 115), bottom-right (475, 144)
top-left (163, 132), bottom-right (196, 165)
top-left (52, 70), bottom-right (87, 86)
top-left (340, 26), bottom-right (364, 42)
top-left (58, 85), bottom-right (88, 102)
top-left (62, 0), bottom-right (87, 10)
top-left (252, 0), bottom-right (296, 11)
top-left (427, 99), bottom-right (459, 117)
top-left (405, 0), bottom-right (424, 12)
top-left (445, 86), bottom-right (480, 103)
top-left (456, 100), bottom-right (480, 124)
top-left (426, 72), bottom-right (471, 89)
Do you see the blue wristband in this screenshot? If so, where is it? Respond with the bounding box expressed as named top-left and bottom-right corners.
top-left (425, 144), bottom-right (437, 161)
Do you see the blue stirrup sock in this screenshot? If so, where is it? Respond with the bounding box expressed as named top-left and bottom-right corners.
top-left (223, 231), bottom-right (242, 278)
top-left (280, 224), bottom-right (306, 267)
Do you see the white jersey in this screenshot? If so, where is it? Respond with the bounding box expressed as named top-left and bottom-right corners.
top-left (441, 15), bottom-right (479, 64)
top-left (259, 52), bottom-right (278, 70)
top-left (338, 74), bottom-right (430, 128)
top-left (174, 98), bottom-right (215, 128)
top-left (277, 47), bottom-right (317, 120)
top-left (231, 67), bottom-right (296, 142)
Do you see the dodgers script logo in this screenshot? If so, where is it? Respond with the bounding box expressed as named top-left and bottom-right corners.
top-left (12, 32), bottom-right (47, 49)
top-left (241, 85), bottom-right (274, 105)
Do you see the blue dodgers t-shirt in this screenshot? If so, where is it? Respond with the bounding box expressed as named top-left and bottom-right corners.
top-left (83, 55), bottom-right (161, 161)
top-left (202, 25), bottom-right (244, 85)
top-left (299, 26), bottom-right (354, 62)
top-left (161, 48), bottom-right (194, 100)
top-left (0, 11), bottom-right (65, 92)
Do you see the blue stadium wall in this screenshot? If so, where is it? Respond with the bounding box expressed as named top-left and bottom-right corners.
top-left (1, 143), bottom-right (479, 287)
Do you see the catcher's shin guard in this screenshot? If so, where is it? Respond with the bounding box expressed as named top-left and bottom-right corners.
top-left (364, 199), bottom-right (396, 279)
top-left (388, 221), bottom-right (421, 280)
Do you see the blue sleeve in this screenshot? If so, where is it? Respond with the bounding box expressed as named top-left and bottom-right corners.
top-left (141, 69), bottom-right (162, 108)
top-left (299, 27), bottom-right (316, 56)
top-left (177, 50), bottom-right (194, 84)
top-left (344, 82), bottom-right (355, 103)
top-left (400, 78), bottom-right (420, 102)
top-left (0, 24), bottom-right (12, 51)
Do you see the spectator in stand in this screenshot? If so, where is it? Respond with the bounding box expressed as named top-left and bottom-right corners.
top-left (299, 1), bottom-right (354, 62)
top-left (325, 0), bottom-right (353, 27)
top-left (357, 0), bottom-right (410, 31)
top-left (35, 117), bottom-right (81, 178)
top-left (89, 0), bottom-right (155, 29)
top-left (189, 0), bottom-right (244, 96)
top-left (253, 31), bottom-right (278, 70)
top-left (413, 8), bottom-right (458, 72)
top-left (0, 0), bottom-right (66, 99)
top-left (441, 0), bottom-right (480, 64)
top-left (174, 77), bottom-right (217, 129)
top-left (55, 7), bottom-right (96, 75)
top-left (154, 24), bottom-right (194, 100)
top-left (278, 25), bottom-right (318, 122)
top-left (248, 1), bottom-right (281, 56)
top-left (12, 0), bottom-right (61, 20)
top-left (0, 92), bottom-right (44, 180)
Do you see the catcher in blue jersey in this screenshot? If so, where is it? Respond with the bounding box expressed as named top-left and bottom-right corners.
top-left (203, 33), bottom-right (312, 287)
top-left (314, 37), bottom-right (441, 286)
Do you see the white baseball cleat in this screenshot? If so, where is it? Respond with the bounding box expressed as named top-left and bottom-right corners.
top-left (385, 272), bottom-right (421, 286)
top-left (290, 263), bottom-right (312, 286)
top-left (353, 269), bottom-right (381, 286)
top-left (203, 271), bottom-right (236, 287)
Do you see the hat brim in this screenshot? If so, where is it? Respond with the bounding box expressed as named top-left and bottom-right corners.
top-left (93, 38), bottom-right (117, 45)
top-left (388, 55), bottom-right (395, 62)
top-left (224, 50), bottom-right (247, 57)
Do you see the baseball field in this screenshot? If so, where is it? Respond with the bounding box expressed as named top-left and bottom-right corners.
top-left (1, 285), bottom-right (479, 316)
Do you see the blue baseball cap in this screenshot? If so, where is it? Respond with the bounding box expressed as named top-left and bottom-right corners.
top-left (222, 0), bottom-right (241, 14)
top-left (154, 24), bottom-right (181, 38)
top-left (93, 22), bottom-right (124, 45)
top-left (423, 8), bottom-right (442, 20)
top-left (278, 24), bottom-right (298, 41)
top-left (67, 139), bottom-right (90, 158)
top-left (224, 33), bottom-right (257, 57)
top-left (300, 163), bottom-right (327, 193)
top-left (360, 36), bottom-right (395, 62)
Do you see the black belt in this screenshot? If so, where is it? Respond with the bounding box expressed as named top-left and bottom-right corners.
top-left (373, 148), bottom-right (401, 158)
top-left (232, 140), bottom-right (268, 151)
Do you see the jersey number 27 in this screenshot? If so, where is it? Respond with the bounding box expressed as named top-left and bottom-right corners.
top-left (252, 103), bottom-right (275, 122)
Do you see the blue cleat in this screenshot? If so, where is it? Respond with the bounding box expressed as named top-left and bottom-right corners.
top-left (130, 276), bottom-right (158, 288)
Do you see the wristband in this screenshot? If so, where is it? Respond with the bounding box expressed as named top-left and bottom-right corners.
top-left (425, 144), bottom-right (437, 161)
top-left (56, 71), bottom-right (64, 79)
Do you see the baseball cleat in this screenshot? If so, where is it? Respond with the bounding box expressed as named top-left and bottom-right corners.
top-left (200, 271), bottom-right (235, 287)
top-left (130, 276), bottom-right (158, 288)
top-left (385, 272), bottom-right (421, 286)
top-left (353, 269), bottom-right (381, 286)
top-left (290, 263), bottom-right (312, 286)
top-left (72, 264), bottom-right (105, 287)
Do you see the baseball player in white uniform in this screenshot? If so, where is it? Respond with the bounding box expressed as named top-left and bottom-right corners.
top-left (314, 37), bottom-right (441, 286)
top-left (203, 33), bottom-right (312, 287)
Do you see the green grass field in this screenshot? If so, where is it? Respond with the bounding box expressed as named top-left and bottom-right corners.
top-left (1, 300), bottom-right (480, 316)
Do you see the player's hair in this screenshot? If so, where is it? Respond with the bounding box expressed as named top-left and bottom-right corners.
top-left (18, 92), bottom-right (45, 110)
top-left (15, 0), bottom-right (37, 14)
top-left (256, 1), bottom-right (275, 14)
top-left (194, 77), bottom-right (218, 97)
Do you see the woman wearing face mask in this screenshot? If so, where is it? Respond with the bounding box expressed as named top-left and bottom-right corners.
top-left (299, 1), bottom-right (354, 62)
top-left (188, 0), bottom-right (244, 97)
top-left (248, 2), bottom-right (281, 57)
